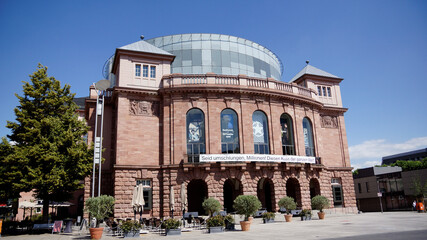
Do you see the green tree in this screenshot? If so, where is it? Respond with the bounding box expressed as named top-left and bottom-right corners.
top-left (0, 137), bottom-right (30, 201)
top-left (202, 197), bottom-right (222, 217)
top-left (5, 64), bottom-right (93, 222)
top-left (411, 176), bottom-right (427, 200)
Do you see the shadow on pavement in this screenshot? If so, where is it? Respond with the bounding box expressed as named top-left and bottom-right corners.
top-left (323, 230), bottom-right (427, 240)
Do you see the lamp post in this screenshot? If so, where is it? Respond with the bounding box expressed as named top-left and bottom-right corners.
top-left (91, 79), bottom-right (110, 197)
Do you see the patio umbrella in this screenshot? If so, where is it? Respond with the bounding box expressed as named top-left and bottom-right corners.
top-left (170, 186), bottom-right (175, 218)
top-left (180, 183), bottom-right (187, 213)
top-left (19, 201), bottom-right (38, 220)
top-left (136, 183), bottom-right (145, 214)
top-left (131, 185), bottom-right (138, 220)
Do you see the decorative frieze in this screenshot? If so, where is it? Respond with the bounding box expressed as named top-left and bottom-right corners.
top-left (129, 100), bottom-right (159, 117)
top-left (321, 115), bottom-right (338, 128)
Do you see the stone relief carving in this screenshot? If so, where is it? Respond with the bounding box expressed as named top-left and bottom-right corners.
top-left (321, 115), bottom-right (338, 128)
top-left (129, 100), bottom-right (159, 117)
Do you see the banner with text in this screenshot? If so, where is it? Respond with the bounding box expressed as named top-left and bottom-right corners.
top-left (200, 154), bottom-right (315, 164)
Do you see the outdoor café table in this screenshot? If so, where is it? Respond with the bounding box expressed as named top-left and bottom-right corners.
top-left (63, 219), bottom-right (73, 233)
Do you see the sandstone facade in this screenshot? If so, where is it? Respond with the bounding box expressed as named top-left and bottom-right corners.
top-left (84, 35), bottom-right (357, 219)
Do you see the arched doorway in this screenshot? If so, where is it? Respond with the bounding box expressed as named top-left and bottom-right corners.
top-left (187, 179), bottom-right (208, 215)
top-left (257, 178), bottom-right (275, 212)
top-left (310, 178), bottom-right (321, 199)
top-left (286, 178), bottom-right (302, 207)
top-left (223, 179), bottom-right (243, 213)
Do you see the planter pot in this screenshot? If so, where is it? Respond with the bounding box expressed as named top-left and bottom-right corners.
top-left (240, 221), bottom-right (251, 231)
top-left (208, 226), bottom-right (224, 233)
top-left (89, 227), bottom-right (104, 240)
top-left (284, 214), bottom-right (293, 222)
top-left (263, 219), bottom-right (275, 224)
top-left (225, 223), bottom-right (235, 231)
top-left (123, 230), bottom-right (140, 238)
top-left (166, 229), bottom-right (181, 236)
top-left (318, 212), bottom-right (325, 220)
top-left (300, 215), bottom-right (312, 221)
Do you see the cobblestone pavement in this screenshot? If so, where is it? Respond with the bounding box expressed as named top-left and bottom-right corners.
top-left (1, 211), bottom-right (427, 240)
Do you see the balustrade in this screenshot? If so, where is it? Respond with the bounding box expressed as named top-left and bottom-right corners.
top-left (163, 74), bottom-right (313, 99)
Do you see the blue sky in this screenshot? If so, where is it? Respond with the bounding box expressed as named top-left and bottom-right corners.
top-left (1, 0), bottom-right (426, 169)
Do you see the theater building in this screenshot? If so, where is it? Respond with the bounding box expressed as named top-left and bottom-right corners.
top-left (84, 34), bottom-right (357, 218)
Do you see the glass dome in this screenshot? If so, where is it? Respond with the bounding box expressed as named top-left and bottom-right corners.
top-left (146, 34), bottom-right (283, 80)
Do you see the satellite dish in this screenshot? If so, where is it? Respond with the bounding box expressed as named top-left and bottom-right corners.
top-left (94, 79), bottom-right (111, 91)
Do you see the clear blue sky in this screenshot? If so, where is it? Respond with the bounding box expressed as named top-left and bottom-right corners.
top-left (1, 0), bottom-right (426, 169)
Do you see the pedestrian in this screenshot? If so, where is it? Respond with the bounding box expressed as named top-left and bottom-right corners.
top-left (412, 200), bottom-right (416, 211)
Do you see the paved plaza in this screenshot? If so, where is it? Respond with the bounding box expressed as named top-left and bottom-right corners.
top-left (2, 212), bottom-right (427, 240)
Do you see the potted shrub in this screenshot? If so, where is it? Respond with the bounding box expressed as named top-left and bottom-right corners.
top-left (299, 209), bottom-right (312, 221)
top-left (233, 195), bottom-right (261, 231)
top-left (202, 198), bottom-right (222, 217)
top-left (224, 214), bottom-right (235, 231)
top-left (121, 220), bottom-right (142, 238)
top-left (161, 218), bottom-right (181, 236)
top-left (206, 215), bottom-right (225, 233)
top-left (278, 196), bottom-right (296, 222)
top-left (84, 195), bottom-right (115, 240)
top-left (262, 212), bottom-right (275, 223)
top-left (311, 195), bottom-right (330, 219)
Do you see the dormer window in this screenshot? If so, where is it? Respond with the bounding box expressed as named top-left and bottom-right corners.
top-left (150, 66), bottom-right (156, 78)
top-left (135, 64), bottom-right (141, 77)
top-left (318, 85), bottom-right (332, 97)
top-left (143, 65), bottom-right (149, 77)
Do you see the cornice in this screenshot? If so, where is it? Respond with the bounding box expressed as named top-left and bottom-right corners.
top-left (160, 85), bottom-right (324, 109)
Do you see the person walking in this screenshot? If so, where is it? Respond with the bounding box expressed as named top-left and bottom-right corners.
top-left (413, 200), bottom-right (417, 211)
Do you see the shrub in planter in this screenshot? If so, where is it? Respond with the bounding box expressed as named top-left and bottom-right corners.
top-left (233, 195), bottom-right (261, 231)
top-left (161, 218), bottom-right (181, 236)
top-left (121, 220), bottom-right (142, 238)
top-left (299, 209), bottom-right (312, 221)
top-left (224, 214), bottom-right (235, 230)
top-left (278, 197), bottom-right (296, 222)
top-left (233, 195), bottom-right (262, 221)
top-left (311, 195), bottom-right (330, 219)
top-left (202, 198), bottom-right (222, 217)
top-left (262, 212), bottom-right (275, 223)
top-left (84, 195), bottom-right (115, 240)
top-left (206, 215), bottom-right (225, 233)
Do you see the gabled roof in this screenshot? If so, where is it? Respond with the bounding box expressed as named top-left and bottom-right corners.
top-left (118, 40), bottom-right (174, 56)
top-left (290, 64), bottom-right (341, 82)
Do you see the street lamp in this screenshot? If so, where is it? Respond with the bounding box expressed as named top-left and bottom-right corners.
top-left (92, 79), bottom-right (110, 197)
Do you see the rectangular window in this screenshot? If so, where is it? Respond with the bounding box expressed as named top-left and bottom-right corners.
top-left (150, 66), bottom-right (156, 78)
top-left (322, 87), bottom-right (326, 96)
top-left (358, 183), bottom-right (362, 193)
top-left (317, 86), bottom-right (322, 96)
top-left (327, 87), bottom-right (332, 97)
top-left (136, 179), bottom-right (152, 210)
top-left (135, 64), bottom-right (141, 77)
top-left (143, 65), bottom-right (148, 77)
top-left (365, 182), bottom-right (370, 192)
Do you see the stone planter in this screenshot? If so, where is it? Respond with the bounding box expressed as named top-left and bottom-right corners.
top-left (318, 212), bottom-right (325, 220)
top-left (240, 221), bottom-right (251, 231)
top-left (284, 214), bottom-right (293, 222)
top-left (166, 229), bottom-right (181, 236)
top-left (208, 226), bottom-right (224, 233)
top-left (123, 230), bottom-right (140, 238)
top-left (263, 219), bottom-right (275, 223)
top-left (89, 227), bottom-right (104, 240)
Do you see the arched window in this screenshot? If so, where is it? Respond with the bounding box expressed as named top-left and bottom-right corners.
top-left (303, 117), bottom-right (315, 156)
top-left (280, 113), bottom-right (295, 155)
top-left (186, 108), bottom-right (206, 162)
top-left (252, 111), bottom-right (269, 154)
top-left (221, 109), bottom-right (240, 153)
